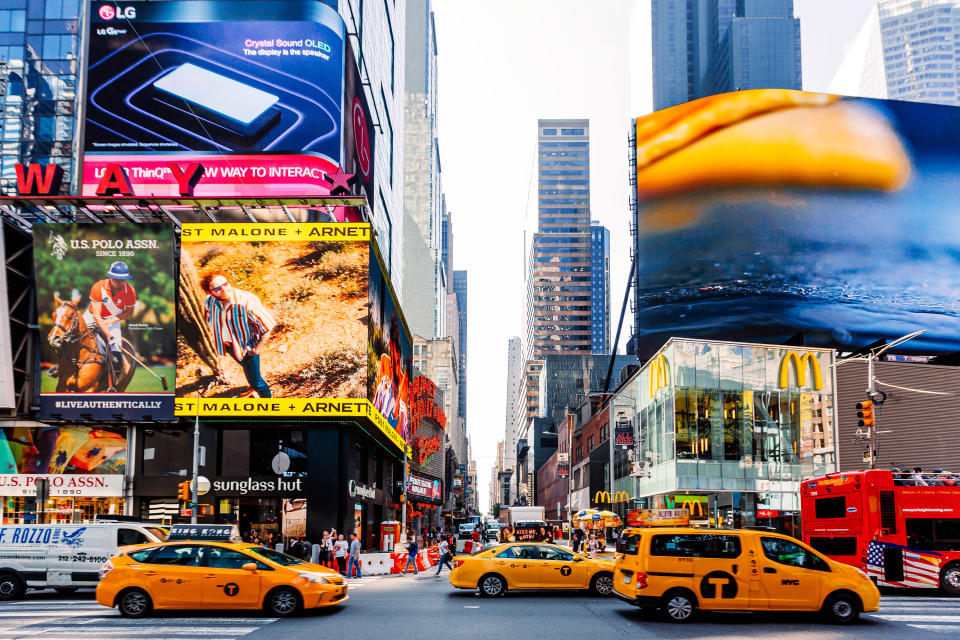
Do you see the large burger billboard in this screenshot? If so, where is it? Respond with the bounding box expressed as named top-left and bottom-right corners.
top-left (633, 89), bottom-right (960, 358)
top-left (175, 223), bottom-right (410, 453)
top-left (82, 0), bottom-right (346, 197)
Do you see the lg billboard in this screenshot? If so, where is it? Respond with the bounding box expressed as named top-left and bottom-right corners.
top-left (82, 0), bottom-right (347, 197)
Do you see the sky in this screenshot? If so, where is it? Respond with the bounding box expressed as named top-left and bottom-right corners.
top-left (432, 0), bottom-right (880, 514)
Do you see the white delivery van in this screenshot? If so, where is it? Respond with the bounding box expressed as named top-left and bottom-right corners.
top-left (0, 523), bottom-right (166, 600)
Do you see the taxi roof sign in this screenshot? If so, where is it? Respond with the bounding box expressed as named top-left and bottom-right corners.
top-left (166, 524), bottom-right (240, 542)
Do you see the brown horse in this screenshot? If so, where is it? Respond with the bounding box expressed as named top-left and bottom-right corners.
top-left (47, 292), bottom-right (135, 392)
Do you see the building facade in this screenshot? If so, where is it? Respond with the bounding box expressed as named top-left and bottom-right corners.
top-left (615, 338), bottom-right (837, 535)
top-left (530, 119), bottom-right (592, 358)
top-left (589, 221), bottom-right (609, 355)
top-left (829, 0), bottom-right (960, 107)
top-left (502, 336), bottom-right (522, 503)
top-left (402, 0), bottom-right (444, 336)
top-left (0, 0), bottom-right (82, 192)
top-left (645, 0), bottom-right (801, 111)
top-left (453, 270), bottom-right (467, 424)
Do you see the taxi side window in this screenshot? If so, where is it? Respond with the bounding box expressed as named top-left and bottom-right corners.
top-left (205, 547), bottom-right (271, 570)
top-left (144, 545), bottom-right (203, 566)
top-left (650, 534), bottom-right (741, 558)
top-left (127, 548), bottom-right (155, 562)
top-left (617, 533), bottom-right (642, 556)
top-left (118, 528), bottom-right (151, 546)
top-left (539, 546), bottom-right (574, 561)
top-left (761, 537), bottom-right (830, 572)
top-left (496, 547), bottom-right (522, 559)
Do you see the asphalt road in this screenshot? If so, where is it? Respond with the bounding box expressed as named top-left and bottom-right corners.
top-left (2, 578), bottom-right (960, 639)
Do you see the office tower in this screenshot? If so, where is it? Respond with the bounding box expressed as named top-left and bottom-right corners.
top-left (453, 270), bottom-right (467, 422)
top-left (402, 0), bottom-right (445, 334)
top-left (0, 1), bottom-right (81, 191)
top-left (341, 0), bottom-right (406, 297)
top-left (590, 221), bottom-right (610, 354)
top-left (830, 0), bottom-right (960, 106)
top-left (529, 119), bottom-right (592, 357)
top-left (503, 336), bottom-right (522, 502)
top-left (647, 0), bottom-right (801, 111)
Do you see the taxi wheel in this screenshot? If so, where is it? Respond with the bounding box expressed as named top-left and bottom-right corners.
top-left (478, 574), bottom-right (506, 598)
top-left (940, 564), bottom-right (960, 596)
top-left (117, 588), bottom-right (152, 618)
top-left (590, 572), bottom-right (614, 596)
top-left (822, 592), bottom-right (861, 625)
top-left (661, 589), bottom-right (697, 623)
top-left (265, 587), bottom-right (302, 617)
top-left (0, 574), bottom-right (23, 601)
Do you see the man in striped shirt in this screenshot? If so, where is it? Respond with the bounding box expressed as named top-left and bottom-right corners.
top-left (201, 272), bottom-right (276, 398)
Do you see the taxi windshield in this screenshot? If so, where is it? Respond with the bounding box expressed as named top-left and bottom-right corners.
top-left (245, 547), bottom-right (306, 566)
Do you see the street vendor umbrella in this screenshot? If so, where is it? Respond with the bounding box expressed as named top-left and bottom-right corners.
top-left (574, 509), bottom-right (598, 521)
top-left (597, 510), bottom-right (622, 526)
top-left (577, 513), bottom-right (603, 527)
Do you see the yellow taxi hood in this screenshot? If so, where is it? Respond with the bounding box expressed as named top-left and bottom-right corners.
top-left (297, 562), bottom-right (341, 575)
top-left (635, 89), bottom-right (911, 199)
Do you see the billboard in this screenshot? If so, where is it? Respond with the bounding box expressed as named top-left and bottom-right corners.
top-left (0, 227), bottom-right (15, 408)
top-left (82, 0), bottom-right (346, 197)
top-left (626, 509), bottom-right (690, 528)
top-left (634, 89), bottom-right (960, 358)
top-left (33, 224), bottom-right (176, 420)
top-left (175, 223), bottom-right (407, 451)
top-left (407, 472), bottom-right (441, 504)
top-left (0, 425), bottom-right (126, 497)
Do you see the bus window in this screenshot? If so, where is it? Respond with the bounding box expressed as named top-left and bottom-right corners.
top-left (814, 496), bottom-right (846, 519)
top-left (906, 519), bottom-right (960, 551)
top-left (808, 537), bottom-right (858, 556)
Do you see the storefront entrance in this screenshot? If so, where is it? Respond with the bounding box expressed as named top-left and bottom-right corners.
top-left (2, 496), bottom-right (125, 524)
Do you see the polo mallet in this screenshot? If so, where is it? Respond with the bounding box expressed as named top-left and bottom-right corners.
top-left (119, 345), bottom-right (169, 390)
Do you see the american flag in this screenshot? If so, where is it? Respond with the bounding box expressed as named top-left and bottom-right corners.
top-left (866, 540), bottom-right (941, 588)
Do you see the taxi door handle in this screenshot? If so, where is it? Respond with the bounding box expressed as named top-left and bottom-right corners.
top-left (205, 574), bottom-right (219, 578)
top-left (731, 564), bottom-right (738, 574)
top-left (764, 567), bottom-right (776, 574)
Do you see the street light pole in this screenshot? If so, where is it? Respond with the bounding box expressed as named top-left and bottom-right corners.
top-left (191, 414), bottom-right (199, 525)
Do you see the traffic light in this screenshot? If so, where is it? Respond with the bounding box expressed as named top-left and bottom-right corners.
top-left (177, 480), bottom-right (191, 501)
top-left (856, 401), bottom-right (875, 429)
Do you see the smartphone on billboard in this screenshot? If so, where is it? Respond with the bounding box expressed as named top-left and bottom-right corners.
top-left (150, 63), bottom-right (281, 140)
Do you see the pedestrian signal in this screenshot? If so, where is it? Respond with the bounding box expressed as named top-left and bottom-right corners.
top-left (856, 402), bottom-right (875, 429)
top-left (177, 480), bottom-right (191, 501)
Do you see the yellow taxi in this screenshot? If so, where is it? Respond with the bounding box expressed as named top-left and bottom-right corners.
top-left (612, 527), bottom-right (879, 624)
top-left (96, 540), bottom-right (347, 617)
top-left (449, 542), bottom-right (615, 597)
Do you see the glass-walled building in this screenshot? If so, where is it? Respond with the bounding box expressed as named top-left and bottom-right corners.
top-left (616, 338), bottom-right (837, 535)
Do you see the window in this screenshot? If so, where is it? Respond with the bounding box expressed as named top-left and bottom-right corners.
top-left (117, 528), bottom-right (151, 546)
top-left (380, 87), bottom-right (393, 184)
top-left (814, 496), bottom-right (846, 520)
top-left (146, 545), bottom-right (203, 566)
top-left (587, 436), bottom-right (594, 451)
top-left (561, 128), bottom-right (585, 135)
top-left (541, 128), bottom-right (556, 135)
top-left (496, 546), bottom-right (524, 559)
top-left (650, 534), bottom-right (741, 558)
top-left (616, 533), bottom-right (641, 556)
top-left (245, 547), bottom-right (305, 566)
top-left (206, 547), bottom-right (269, 570)
top-left (808, 537), bottom-right (857, 556)
top-left (383, 0), bottom-right (395, 92)
top-left (538, 546), bottom-right (573, 561)
top-left (126, 548), bottom-right (155, 562)
top-left (761, 537), bottom-right (830, 572)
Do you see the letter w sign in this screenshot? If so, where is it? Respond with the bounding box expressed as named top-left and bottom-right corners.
top-left (15, 164), bottom-right (64, 195)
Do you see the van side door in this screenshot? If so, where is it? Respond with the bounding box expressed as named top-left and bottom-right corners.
top-left (758, 537), bottom-right (829, 610)
top-left (650, 533), bottom-right (750, 611)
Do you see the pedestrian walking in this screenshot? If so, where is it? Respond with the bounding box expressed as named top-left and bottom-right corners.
top-left (471, 528), bottom-right (480, 543)
top-left (347, 533), bottom-right (362, 578)
top-left (334, 534), bottom-right (349, 574)
top-left (326, 530), bottom-right (337, 568)
top-left (300, 536), bottom-right (312, 561)
top-left (288, 537), bottom-right (302, 558)
top-left (586, 533), bottom-right (599, 559)
top-left (402, 538), bottom-right (420, 575)
top-left (435, 537), bottom-right (453, 575)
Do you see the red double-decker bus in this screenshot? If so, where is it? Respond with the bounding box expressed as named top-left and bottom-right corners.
top-left (801, 469), bottom-right (960, 594)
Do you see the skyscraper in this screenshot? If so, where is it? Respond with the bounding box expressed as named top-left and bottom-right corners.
top-left (403, 0), bottom-right (445, 337)
top-left (590, 221), bottom-right (610, 354)
top-left (647, 0), bottom-right (801, 111)
top-left (453, 270), bottom-right (467, 422)
top-left (529, 119), bottom-right (592, 357)
top-left (829, 0), bottom-right (960, 106)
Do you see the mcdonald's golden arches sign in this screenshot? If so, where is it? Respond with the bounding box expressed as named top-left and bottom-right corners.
top-left (778, 351), bottom-right (823, 390)
top-left (648, 354), bottom-right (670, 396)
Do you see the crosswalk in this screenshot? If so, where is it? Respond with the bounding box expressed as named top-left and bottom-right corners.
top-left (867, 595), bottom-right (960, 633)
top-left (0, 598), bottom-right (276, 640)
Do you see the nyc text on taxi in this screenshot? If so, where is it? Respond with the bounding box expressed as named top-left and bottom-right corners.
top-left (613, 528), bottom-right (879, 623)
top-left (97, 541), bottom-right (347, 617)
top-left (449, 542), bottom-right (615, 597)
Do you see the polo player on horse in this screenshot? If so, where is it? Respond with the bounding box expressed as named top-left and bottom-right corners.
top-left (82, 261), bottom-right (137, 391)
